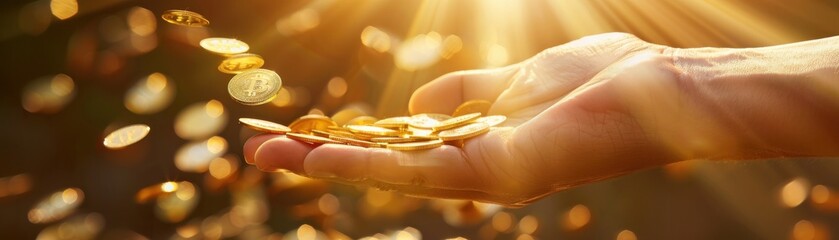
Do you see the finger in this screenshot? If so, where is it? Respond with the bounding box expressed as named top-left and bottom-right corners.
top-left (243, 134), bottom-right (283, 164)
top-left (409, 65), bottom-right (519, 115)
top-left (303, 144), bottom-right (485, 191)
top-left (252, 137), bottom-right (318, 172)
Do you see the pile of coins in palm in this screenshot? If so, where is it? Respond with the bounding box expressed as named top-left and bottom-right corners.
top-left (162, 9), bottom-right (282, 106)
top-left (240, 100), bottom-right (505, 151)
top-left (161, 9), bottom-right (503, 151)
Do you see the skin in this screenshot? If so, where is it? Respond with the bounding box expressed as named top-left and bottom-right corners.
top-left (244, 33), bottom-right (839, 207)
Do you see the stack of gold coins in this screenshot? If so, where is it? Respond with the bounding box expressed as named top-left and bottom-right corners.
top-left (161, 9), bottom-right (280, 106)
top-left (239, 100), bottom-right (505, 151)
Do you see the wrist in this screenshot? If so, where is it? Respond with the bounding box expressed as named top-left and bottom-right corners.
top-left (670, 38), bottom-right (839, 160)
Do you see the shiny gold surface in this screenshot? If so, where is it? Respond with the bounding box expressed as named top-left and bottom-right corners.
top-left (161, 9), bottom-right (209, 27)
top-left (238, 118), bottom-right (291, 134)
top-left (199, 37), bottom-right (250, 55)
top-left (218, 53), bottom-right (265, 74)
top-left (227, 69), bottom-right (282, 105)
top-left (102, 124), bottom-right (151, 149)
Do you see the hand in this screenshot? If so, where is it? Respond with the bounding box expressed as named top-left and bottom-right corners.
top-left (244, 33), bottom-right (691, 206)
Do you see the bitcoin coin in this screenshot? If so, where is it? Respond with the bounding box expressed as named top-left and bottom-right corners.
top-left (228, 69), bottom-right (282, 106)
top-left (287, 133), bottom-right (342, 145)
top-left (452, 99), bottom-right (492, 117)
top-left (475, 115), bottom-right (506, 127)
top-left (199, 38), bottom-right (249, 55)
top-left (238, 118), bottom-right (290, 134)
top-left (103, 124), bottom-right (151, 149)
top-left (434, 112), bottom-right (481, 131)
top-left (218, 53), bottom-right (264, 74)
top-left (161, 10), bottom-right (209, 27)
top-left (374, 116), bottom-right (411, 128)
top-left (438, 122), bottom-right (490, 141)
top-left (346, 125), bottom-right (401, 137)
top-left (288, 114), bottom-right (338, 134)
top-left (386, 139), bottom-right (443, 151)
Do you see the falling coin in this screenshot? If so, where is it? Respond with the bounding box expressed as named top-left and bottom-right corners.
top-left (228, 69), bottom-right (282, 106)
top-left (199, 37), bottom-right (249, 55)
top-left (218, 53), bottom-right (265, 74)
top-left (161, 9), bottom-right (209, 27)
top-left (238, 118), bottom-right (291, 134)
top-left (103, 124), bottom-right (151, 149)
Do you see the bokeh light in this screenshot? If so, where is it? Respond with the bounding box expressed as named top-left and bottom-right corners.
top-left (3, 0), bottom-right (838, 239)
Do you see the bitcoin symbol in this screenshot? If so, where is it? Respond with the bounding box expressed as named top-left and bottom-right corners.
top-left (243, 75), bottom-right (269, 97)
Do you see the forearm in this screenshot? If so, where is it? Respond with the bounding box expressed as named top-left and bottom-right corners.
top-left (674, 36), bottom-right (839, 160)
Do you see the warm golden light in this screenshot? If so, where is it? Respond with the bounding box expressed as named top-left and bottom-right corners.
top-left (616, 230), bottom-right (637, 240)
top-left (23, 74), bottom-right (76, 114)
top-left (127, 7), bottom-right (156, 36)
top-left (318, 193), bottom-right (340, 215)
top-left (565, 204), bottom-right (591, 230)
top-left (297, 224), bottom-right (317, 240)
top-left (271, 87), bottom-right (294, 107)
top-left (793, 220), bottom-right (815, 240)
top-left (175, 100), bottom-right (228, 140)
top-left (49, 0), bottom-right (77, 20)
top-left (125, 72), bottom-right (174, 114)
top-left (781, 178), bottom-right (809, 208)
top-left (492, 211), bottom-right (513, 232)
top-left (811, 185), bottom-right (830, 204)
top-left (161, 181), bottom-right (178, 193)
top-left (361, 26), bottom-right (392, 53)
top-left (518, 215), bottom-right (539, 234)
top-left (327, 77), bottom-right (348, 98)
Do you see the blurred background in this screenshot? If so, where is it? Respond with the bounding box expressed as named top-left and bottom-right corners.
top-left (1, 0), bottom-right (838, 239)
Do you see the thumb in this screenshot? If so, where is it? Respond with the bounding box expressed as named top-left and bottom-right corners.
top-left (409, 65), bottom-right (519, 115)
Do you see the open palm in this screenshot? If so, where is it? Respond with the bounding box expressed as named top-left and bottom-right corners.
top-left (245, 33), bottom-right (688, 206)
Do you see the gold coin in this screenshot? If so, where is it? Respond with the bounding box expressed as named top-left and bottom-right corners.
top-left (438, 122), bottom-right (490, 141)
top-left (370, 137), bottom-right (416, 143)
top-left (199, 38), bottom-right (249, 55)
top-left (289, 114), bottom-right (338, 134)
top-left (311, 129), bottom-right (331, 137)
top-left (218, 53), bottom-right (264, 74)
top-left (434, 112), bottom-right (482, 131)
top-left (322, 130), bottom-right (356, 140)
top-left (238, 118), bottom-right (290, 134)
top-left (228, 69), bottom-right (282, 106)
top-left (328, 135), bottom-right (378, 148)
top-left (161, 10), bottom-right (209, 27)
top-left (103, 124), bottom-right (151, 149)
top-left (475, 115), bottom-right (507, 127)
top-left (346, 125), bottom-right (401, 137)
top-left (387, 139), bottom-right (443, 151)
top-left (287, 133), bottom-right (342, 145)
top-left (345, 116), bottom-right (379, 126)
top-left (408, 114), bottom-right (442, 129)
top-left (330, 108), bottom-right (367, 126)
top-left (452, 99), bottom-right (492, 117)
top-left (373, 116), bottom-right (411, 128)
top-left (407, 126), bottom-right (435, 137)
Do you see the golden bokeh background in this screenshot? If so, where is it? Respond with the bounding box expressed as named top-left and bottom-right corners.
top-left (0, 0), bottom-right (837, 239)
